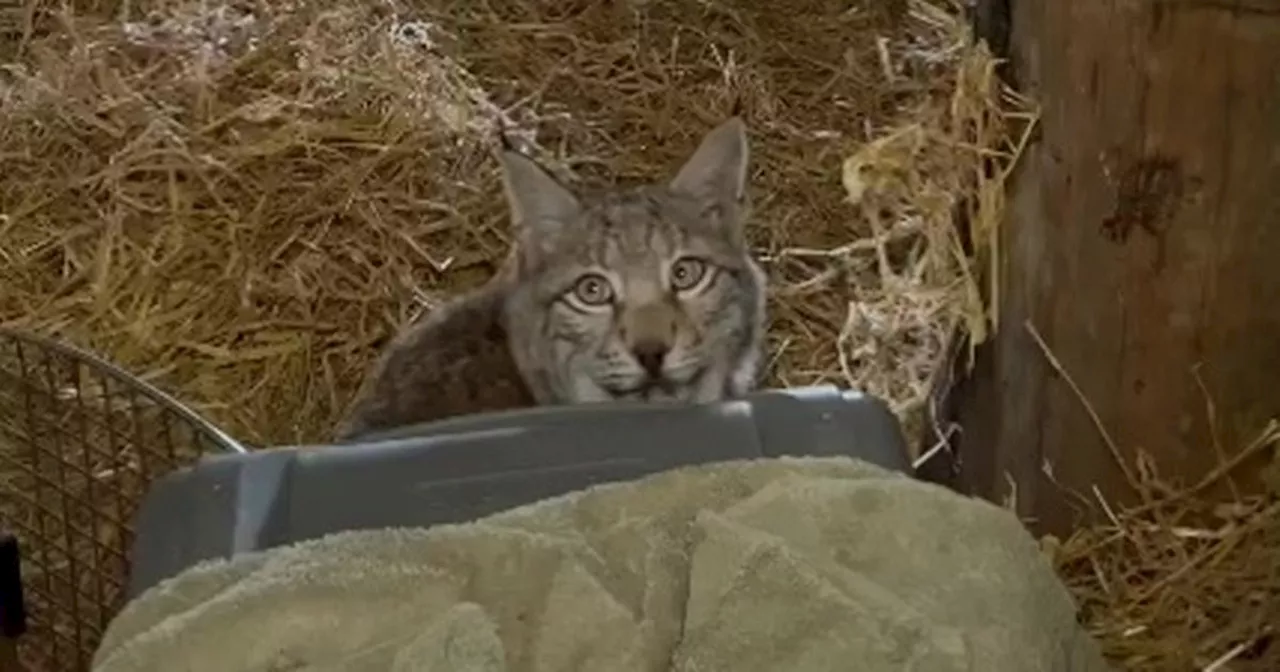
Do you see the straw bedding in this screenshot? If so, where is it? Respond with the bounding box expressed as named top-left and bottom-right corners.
top-left (1, 0), bottom-right (1007, 446)
top-left (0, 0), bottom-right (1276, 670)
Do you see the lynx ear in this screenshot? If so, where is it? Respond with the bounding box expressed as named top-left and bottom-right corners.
top-left (669, 117), bottom-right (750, 219)
top-left (498, 149), bottom-right (581, 242)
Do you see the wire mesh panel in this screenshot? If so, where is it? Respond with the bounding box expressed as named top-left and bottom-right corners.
top-left (0, 328), bottom-right (244, 672)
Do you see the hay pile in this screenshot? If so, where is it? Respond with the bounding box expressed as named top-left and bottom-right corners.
top-left (4, 0), bottom-right (1275, 670)
top-left (1, 0), bottom-right (1008, 447)
top-left (1051, 424), bottom-right (1280, 671)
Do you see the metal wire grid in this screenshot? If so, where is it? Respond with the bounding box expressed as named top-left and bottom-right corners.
top-left (0, 328), bottom-right (245, 672)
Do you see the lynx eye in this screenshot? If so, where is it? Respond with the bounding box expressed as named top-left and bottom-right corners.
top-left (571, 273), bottom-right (615, 307)
top-left (670, 257), bottom-right (708, 291)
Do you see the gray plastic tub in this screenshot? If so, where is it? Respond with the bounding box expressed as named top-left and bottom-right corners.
top-left (126, 385), bottom-right (912, 597)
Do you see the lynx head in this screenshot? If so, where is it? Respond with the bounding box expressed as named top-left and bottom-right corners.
top-left (498, 118), bottom-right (767, 406)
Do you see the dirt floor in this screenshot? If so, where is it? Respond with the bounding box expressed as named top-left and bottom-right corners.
top-left (1, 0), bottom-right (1276, 670)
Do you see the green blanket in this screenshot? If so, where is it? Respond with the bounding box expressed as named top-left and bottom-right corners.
top-left (92, 457), bottom-right (1109, 671)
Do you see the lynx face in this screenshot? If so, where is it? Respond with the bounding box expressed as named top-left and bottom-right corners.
top-left (499, 118), bottom-right (767, 405)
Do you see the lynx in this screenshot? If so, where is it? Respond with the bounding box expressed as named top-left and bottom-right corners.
top-left (334, 280), bottom-right (535, 441)
top-left (499, 117), bottom-right (767, 405)
top-left (335, 117), bottom-right (766, 440)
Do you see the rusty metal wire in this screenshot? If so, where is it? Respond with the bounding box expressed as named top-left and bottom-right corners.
top-left (0, 328), bottom-right (245, 672)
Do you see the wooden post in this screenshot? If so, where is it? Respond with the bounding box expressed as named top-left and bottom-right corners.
top-left (941, 1), bottom-right (1280, 535)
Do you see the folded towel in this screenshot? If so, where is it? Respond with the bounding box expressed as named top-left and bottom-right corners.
top-left (92, 457), bottom-right (1109, 672)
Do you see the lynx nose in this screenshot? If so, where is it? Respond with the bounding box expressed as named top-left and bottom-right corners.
top-left (631, 341), bottom-right (669, 379)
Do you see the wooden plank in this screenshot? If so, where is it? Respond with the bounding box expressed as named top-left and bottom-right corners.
top-left (952, 0), bottom-right (1280, 534)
